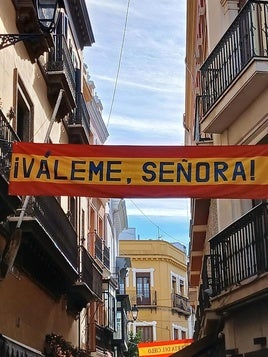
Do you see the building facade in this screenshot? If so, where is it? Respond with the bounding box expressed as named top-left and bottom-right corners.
top-left (179, 0), bottom-right (268, 356)
top-left (0, 1), bottom-right (128, 356)
top-left (119, 239), bottom-right (191, 343)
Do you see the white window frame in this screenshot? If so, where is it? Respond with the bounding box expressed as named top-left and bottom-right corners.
top-left (132, 268), bottom-right (155, 287)
top-left (134, 321), bottom-right (157, 341)
top-left (172, 323), bottom-right (187, 339)
top-left (170, 272), bottom-right (186, 295)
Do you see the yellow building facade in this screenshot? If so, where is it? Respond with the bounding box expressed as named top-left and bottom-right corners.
top-left (119, 239), bottom-right (191, 343)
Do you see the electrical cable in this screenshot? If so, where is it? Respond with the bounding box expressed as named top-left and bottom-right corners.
top-left (128, 199), bottom-right (187, 246)
top-left (106, 0), bottom-right (131, 128)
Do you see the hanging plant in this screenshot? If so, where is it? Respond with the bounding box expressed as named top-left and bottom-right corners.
top-left (6, 107), bottom-right (15, 120)
top-left (44, 333), bottom-right (89, 357)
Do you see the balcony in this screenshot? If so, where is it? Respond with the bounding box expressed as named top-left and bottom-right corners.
top-left (95, 324), bottom-right (113, 352)
top-left (94, 232), bottom-right (110, 270)
top-left (7, 195), bottom-right (79, 297)
top-left (103, 244), bottom-right (110, 270)
top-left (95, 232), bottom-right (103, 262)
top-left (194, 256), bottom-right (222, 339)
top-left (68, 93), bottom-right (91, 144)
top-left (113, 294), bottom-right (131, 353)
top-left (81, 246), bottom-right (103, 300)
top-left (210, 203), bottom-right (268, 301)
top-left (44, 34), bottom-right (76, 118)
top-left (194, 203), bottom-right (268, 337)
top-left (198, 0), bottom-right (268, 133)
top-left (0, 110), bottom-right (21, 221)
top-left (67, 246), bottom-right (103, 315)
top-left (0, 111), bottom-right (96, 307)
top-left (171, 293), bottom-right (191, 316)
top-left (136, 290), bottom-right (157, 308)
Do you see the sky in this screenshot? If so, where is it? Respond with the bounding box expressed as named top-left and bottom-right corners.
top-left (84, 0), bottom-right (189, 248)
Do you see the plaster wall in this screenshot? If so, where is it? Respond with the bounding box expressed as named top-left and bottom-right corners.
top-left (0, 272), bottom-right (77, 352)
top-left (224, 299), bottom-right (268, 354)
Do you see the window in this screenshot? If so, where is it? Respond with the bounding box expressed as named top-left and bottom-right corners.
top-left (174, 328), bottom-right (179, 340)
top-left (68, 197), bottom-right (77, 229)
top-left (17, 92), bottom-right (31, 141)
top-left (136, 326), bottom-right (153, 342)
top-left (172, 276), bottom-right (176, 293)
top-left (14, 71), bottom-right (33, 142)
top-left (171, 274), bottom-right (186, 296)
top-left (173, 325), bottom-right (187, 340)
top-left (179, 279), bottom-right (185, 296)
top-left (103, 291), bottom-right (116, 331)
top-left (113, 310), bottom-right (122, 339)
top-left (119, 276), bottom-right (126, 295)
top-left (56, 11), bottom-right (68, 38)
top-left (81, 209), bottom-right (85, 241)
top-left (136, 272), bottom-right (151, 305)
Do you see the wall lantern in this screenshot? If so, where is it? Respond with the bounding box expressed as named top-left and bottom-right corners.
top-left (0, 0), bottom-right (58, 50)
top-left (131, 304), bottom-right (138, 321)
top-left (35, 0), bottom-right (58, 33)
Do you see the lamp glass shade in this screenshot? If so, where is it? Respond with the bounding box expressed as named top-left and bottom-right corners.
top-left (35, 0), bottom-right (58, 33)
top-left (132, 304), bottom-right (138, 321)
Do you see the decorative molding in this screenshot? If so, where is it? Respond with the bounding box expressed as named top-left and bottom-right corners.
top-left (132, 257), bottom-right (187, 270)
top-left (220, 0), bottom-right (239, 14)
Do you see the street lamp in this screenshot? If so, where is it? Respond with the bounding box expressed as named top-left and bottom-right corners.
top-left (0, 0), bottom-right (58, 50)
top-left (131, 304), bottom-right (138, 321)
top-left (35, 0), bottom-right (58, 33)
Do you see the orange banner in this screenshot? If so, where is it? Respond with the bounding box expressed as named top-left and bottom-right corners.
top-left (138, 339), bottom-right (193, 357)
top-left (8, 142), bottom-right (268, 198)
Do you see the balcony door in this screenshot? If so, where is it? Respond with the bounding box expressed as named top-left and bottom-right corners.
top-left (14, 70), bottom-right (33, 142)
top-left (136, 272), bottom-right (151, 305)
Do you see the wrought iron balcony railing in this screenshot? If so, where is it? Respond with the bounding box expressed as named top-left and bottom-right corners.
top-left (193, 305), bottom-right (201, 340)
top-left (194, 96), bottom-right (213, 142)
top-left (103, 244), bottom-right (110, 270)
top-left (95, 232), bottom-right (103, 262)
top-left (200, 0), bottom-right (268, 115)
top-left (94, 232), bottom-right (110, 269)
top-left (0, 110), bottom-right (20, 179)
top-left (45, 34), bottom-right (76, 99)
top-left (80, 245), bottom-right (102, 300)
top-left (210, 203), bottom-right (268, 296)
top-left (171, 293), bottom-right (191, 315)
top-left (69, 92), bottom-right (91, 133)
top-left (199, 255), bottom-right (212, 311)
top-left (193, 256), bottom-right (213, 337)
top-left (136, 290), bottom-right (157, 306)
top-left (95, 324), bottom-right (113, 351)
top-left (0, 110), bottom-right (78, 269)
top-left (32, 196), bottom-right (78, 268)
top-left (0, 109), bottom-right (79, 291)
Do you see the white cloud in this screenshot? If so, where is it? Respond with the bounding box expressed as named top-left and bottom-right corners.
top-left (108, 114), bottom-right (180, 133)
top-left (86, 0), bottom-right (126, 14)
top-left (126, 198), bottom-right (189, 218)
top-left (85, 0), bottom-right (189, 243)
top-left (91, 74), bottom-right (184, 94)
